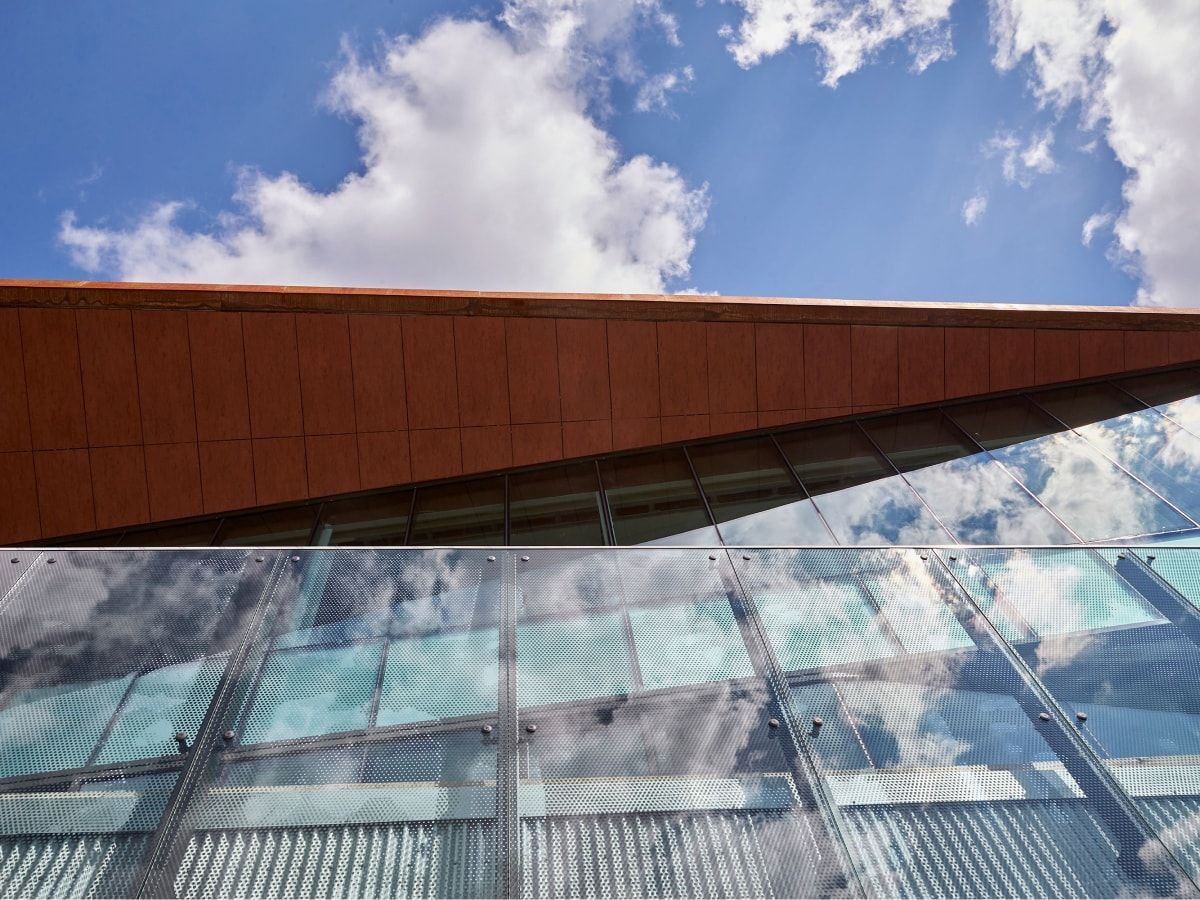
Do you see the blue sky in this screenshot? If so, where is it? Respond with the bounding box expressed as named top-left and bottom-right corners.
top-left (1, 1), bottom-right (1192, 306)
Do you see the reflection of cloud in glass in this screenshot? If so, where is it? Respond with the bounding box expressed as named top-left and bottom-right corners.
top-left (904, 456), bottom-right (1073, 544)
top-left (991, 433), bottom-right (1190, 540)
top-left (810, 478), bottom-right (948, 546)
top-left (716, 500), bottom-right (833, 545)
top-left (756, 581), bottom-right (897, 671)
top-left (630, 599), bottom-right (755, 689)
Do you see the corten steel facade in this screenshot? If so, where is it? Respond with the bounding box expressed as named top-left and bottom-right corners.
top-left (10, 282), bottom-right (1200, 900)
top-left (3, 279), bottom-right (1200, 544)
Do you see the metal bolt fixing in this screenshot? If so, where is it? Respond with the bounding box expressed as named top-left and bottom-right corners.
top-left (1038, 712), bottom-right (1051, 722)
top-left (222, 730), bottom-right (236, 742)
top-left (1076, 711), bottom-right (1088, 723)
top-left (174, 732), bottom-right (190, 753)
top-left (767, 718), bottom-right (780, 729)
top-left (525, 724), bottom-right (537, 733)
top-left (521, 555), bottom-right (530, 562)
top-left (481, 724), bottom-right (493, 734)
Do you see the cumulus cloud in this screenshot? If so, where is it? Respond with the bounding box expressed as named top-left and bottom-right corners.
top-left (58, 1), bottom-right (707, 293)
top-left (989, 0), bottom-right (1200, 307)
top-left (985, 128), bottom-right (1057, 186)
top-left (635, 65), bottom-right (696, 112)
top-left (721, 0), bottom-right (955, 85)
top-left (961, 192), bottom-right (988, 226)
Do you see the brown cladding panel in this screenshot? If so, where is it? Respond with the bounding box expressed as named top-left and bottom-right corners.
top-left (198, 440), bottom-right (256, 514)
top-left (21, 309), bottom-right (87, 450)
top-left (1125, 331), bottom-right (1170, 370)
top-left (403, 317), bottom-right (459, 430)
top-left (851, 325), bottom-right (898, 407)
top-left (1079, 330), bottom-right (1125, 377)
top-left (145, 443), bottom-right (203, 522)
top-left (1034, 329), bottom-right (1080, 384)
top-left (188, 311), bottom-right (251, 441)
top-left (349, 314), bottom-right (407, 432)
top-left (296, 313), bottom-right (356, 435)
top-left (35, 449), bottom-right (94, 538)
top-left (898, 327), bottom-right (944, 406)
top-left (0, 310), bottom-right (30, 452)
top-left (805, 324), bottom-right (851, 408)
top-left (608, 320), bottom-right (658, 419)
top-left (658, 322), bottom-right (708, 417)
top-left (0, 451), bottom-right (39, 543)
top-left (77, 309), bottom-right (142, 448)
top-left (506, 318), bottom-right (559, 425)
top-left (90, 445), bottom-right (149, 531)
top-left (990, 328), bottom-right (1037, 391)
top-left (513, 422), bottom-right (563, 467)
top-left (455, 317), bottom-right (509, 428)
top-left (358, 430), bottom-right (411, 489)
top-left (252, 437), bottom-right (308, 506)
top-left (410, 428), bottom-right (462, 481)
top-left (558, 320), bottom-right (610, 422)
top-left (755, 324), bottom-right (804, 411)
top-left (1169, 332), bottom-right (1200, 364)
top-left (612, 417), bottom-right (661, 451)
top-left (563, 419), bottom-right (612, 458)
top-left (461, 425), bottom-right (514, 474)
top-left (945, 327), bottom-right (990, 398)
top-left (243, 312), bottom-right (304, 438)
top-left (711, 412), bottom-right (758, 435)
top-left (133, 310), bottom-right (196, 444)
top-left (661, 414), bottom-right (710, 443)
top-left (306, 434), bottom-right (361, 497)
top-left (706, 323), bottom-right (756, 414)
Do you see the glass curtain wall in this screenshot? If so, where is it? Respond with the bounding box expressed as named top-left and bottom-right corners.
top-left (6, 547), bottom-right (1200, 897)
top-left (48, 367), bottom-right (1200, 549)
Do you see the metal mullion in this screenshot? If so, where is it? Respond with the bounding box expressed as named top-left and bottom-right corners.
top-left (767, 433), bottom-right (839, 544)
top-left (131, 550), bottom-right (289, 898)
top-left (930, 551), bottom-right (1200, 895)
top-left (680, 445), bottom-right (720, 540)
top-left (594, 460), bottom-right (616, 546)
top-left (496, 551), bottom-right (520, 898)
top-left (1025, 392), bottom-right (1200, 528)
top-left (366, 639), bottom-right (392, 730)
top-left (402, 488), bottom-right (417, 545)
top-left (852, 421), bottom-right (960, 542)
top-left (0, 756), bottom-right (183, 794)
top-left (1108, 379), bottom-right (1200, 442)
top-left (304, 502), bottom-right (327, 546)
top-left (1106, 550), bottom-right (1200, 654)
top-left (935, 409), bottom-right (1087, 543)
top-left (79, 669), bottom-right (145, 773)
top-left (0, 550), bottom-right (43, 619)
top-left (717, 550), bottom-right (868, 897)
top-left (503, 474), bottom-right (511, 545)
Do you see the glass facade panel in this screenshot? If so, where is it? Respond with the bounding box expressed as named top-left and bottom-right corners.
top-left (599, 448), bottom-right (720, 545)
top-left (1118, 368), bottom-right (1200, 435)
top-left (409, 477), bottom-right (506, 545)
top-left (213, 507), bottom-right (317, 546)
top-left (314, 490), bottom-right (413, 545)
top-left (738, 548), bottom-right (1190, 897)
top-left (1036, 384), bottom-right (1200, 523)
top-left (949, 547), bottom-right (1200, 885)
top-left (948, 397), bottom-right (1193, 540)
top-left (508, 463), bottom-right (605, 545)
top-left (777, 424), bottom-right (949, 545)
top-left (0, 550), bottom-right (259, 898)
top-left (514, 549), bottom-right (853, 898)
top-left (118, 519), bottom-right (221, 547)
top-left (688, 436), bottom-right (832, 544)
top-left (863, 411), bottom-right (1075, 543)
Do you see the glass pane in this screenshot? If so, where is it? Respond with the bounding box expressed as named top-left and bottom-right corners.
top-left (599, 449), bottom-right (720, 545)
top-left (1117, 368), bottom-right (1200, 435)
top-left (948, 397), bottom-right (1192, 540)
top-left (778, 424), bottom-right (949, 545)
top-left (409, 477), bottom-right (505, 546)
top-left (214, 506), bottom-right (317, 546)
top-left (951, 548), bottom-right (1200, 886)
top-left (0, 550), bottom-right (259, 898)
top-left (738, 548), bottom-right (1190, 897)
top-left (1035, 384), bottom-right (1200, 524)
top-left (515, 549), bottom-right (852, 897)
top-left (687, 437), bottom-right (832, 544)
top-left (152, 549), bottom-right (502, 898)
top-left (0, 550), bottom-right (38, 601)
top-left (508, 462), bottom-right (605, 545)
top-left (863, 411), bottom-right (1074, 544)
top-left (118, 519), bottom-right (220, 546)
top-left (313, 491), bottom-right (412, 545)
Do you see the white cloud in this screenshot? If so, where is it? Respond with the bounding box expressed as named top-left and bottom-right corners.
top-left (961, 192), bottom-right (988, 225)
top-left (58, 2), bottom-right (707, 293)
top-left (989, 0), bottom-right (1200, 307)
top-left (721, 0), bottom-right (956, 85)
top-left (985, 127), bottom-right (1057, 186)
top-left (635, 65), bottom-right (695, 111)
top-left (1080, 210), bottom-right (1113, 247)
